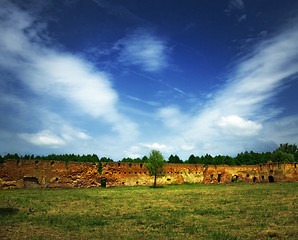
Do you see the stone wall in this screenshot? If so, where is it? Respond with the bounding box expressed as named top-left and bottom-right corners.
top-left (0, 159), bottom-right (101, 189)
top-left (0, 159), bottom-right (297, 189)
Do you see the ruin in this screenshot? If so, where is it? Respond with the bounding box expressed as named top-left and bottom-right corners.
top-left (0, 159), bottom-right (297, 189)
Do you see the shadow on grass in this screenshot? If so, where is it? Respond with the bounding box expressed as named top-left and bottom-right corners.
top-left (0, 207), bottom-right (19, 215)
top-left (149, 186), bottom-right (165, 189)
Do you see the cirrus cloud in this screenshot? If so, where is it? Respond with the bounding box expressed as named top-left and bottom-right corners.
top-left (115, 28), bottom-right (169, 72)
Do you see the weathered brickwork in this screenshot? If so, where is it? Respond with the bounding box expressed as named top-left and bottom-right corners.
top-left (0, 159), bottom-right (297, 189)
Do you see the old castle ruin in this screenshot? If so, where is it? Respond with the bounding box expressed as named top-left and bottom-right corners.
top-left (0, 159), bottom-right (297, 189)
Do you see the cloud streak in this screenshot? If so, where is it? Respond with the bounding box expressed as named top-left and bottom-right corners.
top-left (0, 0), bottom-right (138, 151)
top-left (115, 29), bottom-right (169, 72)
top-left (157, 21), bottom-right (298, 157)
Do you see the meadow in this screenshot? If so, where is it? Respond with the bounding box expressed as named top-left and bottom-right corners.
top-left (0, 182), bottom-right (297, 239)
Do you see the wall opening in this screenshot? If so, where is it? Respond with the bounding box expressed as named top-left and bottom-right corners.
top-left (101, 178), bottom-right (107, 188)
top-left (253, 177), bottom-right (257, 183)
top-left (129, 163), bottom-right (132, 167)
top-left (232, 175), bottom-right (238, 182)
top-left (23, 177), bottom-right (39, 189)
top-left (210, 174), bottom-right (213, 180)
top-left (218, 174), bottom-right (221, 183)
top-left (246, 174), bottom-right (249, 177)
top-left (118, 163), bottom-right (121, 167)
top-left (261, 176), bottom-right (264, 180)
top-left (268, 176), bottom-right (274, 183)
top-left (140, 164), bottom-right (143, 168)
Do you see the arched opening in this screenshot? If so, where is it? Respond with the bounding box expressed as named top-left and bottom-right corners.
top-left (23, 177), bottom-right (39, 189)
top-left (268, 176), bottom-right (274, 183)
top-left (101, 178), bottom-right (107, 188)
top-left (253, 177), bottom-right (257, 183)
top-left (232, 175), bottom-right (238, 182)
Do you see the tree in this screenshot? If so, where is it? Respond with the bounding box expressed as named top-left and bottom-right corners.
top-left (187, 154), bottom-right (196, 164)
top-left (168, 154), bottom-right (183, 163)
top-left (272, 143), bottom-right (297, 163)
top-left (145, 150), bottom-right (166, 188)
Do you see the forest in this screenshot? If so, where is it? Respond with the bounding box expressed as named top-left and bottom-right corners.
top-left (0, 144), bottom-right (297, 166)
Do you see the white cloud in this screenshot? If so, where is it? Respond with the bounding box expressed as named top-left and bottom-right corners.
top-left (142, 142), bottom-right (167, 150)
top-left (218, 115), bottom-right (262, 136)
top-left (19, 130), bottom-right (65, 147)
top-left (158, 106), bottom-right (189, 130)
top-left (0, 0), bottom-right (138, 142)
top-left (25, 53), bottom-right (119, 119)
top-left (115, 29), bottom-right (169, 72)
top-left (156, 21), bottom-right (298, 157)
top-left (0, 0), bottom-right (142, 159)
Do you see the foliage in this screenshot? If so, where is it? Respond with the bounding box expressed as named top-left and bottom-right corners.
top-left (98, 157), bottom-right (114, 174)
top-left (0, 143), bottom-right (297, 166)
top-left (120, 157), bottom-right (143, 163)
top-left (145, 150), bottom-right (166, 188)
top-left (168, 154), bottom-right (183, 163)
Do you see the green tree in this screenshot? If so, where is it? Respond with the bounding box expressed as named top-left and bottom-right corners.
top-left (272, 143), bottom-right (297, 162)
top-left (145, 150), bottom-right (166, 188)
top-left (142, 156), bottom-right (148, 163)
top-left (187, 154), bottom-right (196, 164)
top-left (168, 154), bottom-right (183, 163)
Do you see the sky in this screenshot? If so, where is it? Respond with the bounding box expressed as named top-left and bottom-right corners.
top-left (0, 0), bottom-right (298, 160)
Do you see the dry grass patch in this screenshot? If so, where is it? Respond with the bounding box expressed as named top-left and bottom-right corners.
top-left (0, 182), bottom-right (297, 239)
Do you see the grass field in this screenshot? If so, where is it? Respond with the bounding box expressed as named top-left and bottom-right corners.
top-left (0, 182), bottom-right (297, 240)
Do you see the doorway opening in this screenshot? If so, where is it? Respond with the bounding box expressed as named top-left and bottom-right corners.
top-left (268, 176), bottom-right (274, 183)
top-left (101, 178), bottom-right (107, 188)
top-left (218, 174), bottom-right (222, 183)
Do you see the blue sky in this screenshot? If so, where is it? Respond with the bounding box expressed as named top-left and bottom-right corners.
top-left (1, 0), bottom-right (298, 160)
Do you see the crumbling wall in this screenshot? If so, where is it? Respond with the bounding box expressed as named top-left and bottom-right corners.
top-left (0, 159), bottom-right (101, 189)
top-left (0, 159), bottom-right (297, 189)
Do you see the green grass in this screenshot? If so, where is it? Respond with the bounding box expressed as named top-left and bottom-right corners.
top-left (0, 182), bottom-right (297, 239)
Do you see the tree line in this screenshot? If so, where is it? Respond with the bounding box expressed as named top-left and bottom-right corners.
top-left (0, 143), bottom-right (297, 166)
